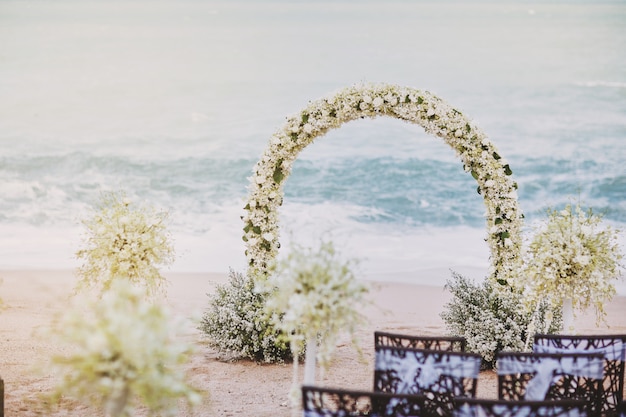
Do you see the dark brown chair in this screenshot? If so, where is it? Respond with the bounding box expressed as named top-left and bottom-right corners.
top-left (302, 385), bottom-right (432, 417)
top-left (534, 334), bottom-right (626, 417)
top-left (375, 331), bottom-right (466, 352)
top-left (496, 351), bottom-right (604, 416)
top-left (374, 346), bottom-right (481, 417)
top-left (453, 398), bottom-right (588, 417)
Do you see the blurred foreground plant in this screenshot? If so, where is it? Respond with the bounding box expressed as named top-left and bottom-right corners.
top-left (76, 191), bottom-right (174, 297)
top-left (48, 280), bottom-right (202, 417)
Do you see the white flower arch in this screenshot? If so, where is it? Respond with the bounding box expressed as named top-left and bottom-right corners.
top-left (243, 83), bottom-right (523, 285)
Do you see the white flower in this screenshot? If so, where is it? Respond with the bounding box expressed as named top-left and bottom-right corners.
top-left (372, 97), bottom-right (384, 108)
top-left (262, 232), bottom-right (275, 242)
top-left (303, 123), bottom-right (314, 134)
top-left (426, 108), bottom-right (435, 117)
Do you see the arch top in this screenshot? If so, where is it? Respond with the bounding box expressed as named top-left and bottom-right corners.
top-left (242, 83), bottom-right (523, 285)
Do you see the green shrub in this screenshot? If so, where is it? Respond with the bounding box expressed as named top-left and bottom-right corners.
top-left (199, 269), bottom-right (290, 363)
top-left (441, 271), bottom-right (560, 369)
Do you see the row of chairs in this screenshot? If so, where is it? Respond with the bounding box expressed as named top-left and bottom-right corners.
top-left (302, 331), bottom-right (626, 417)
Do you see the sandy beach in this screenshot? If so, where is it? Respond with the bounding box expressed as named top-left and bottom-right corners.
top-left (1, 269), bottom-right (625, 416)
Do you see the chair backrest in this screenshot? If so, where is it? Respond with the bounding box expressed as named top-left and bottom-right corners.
top-left (617, 401), bottom-right (625, 417)
top-left (301, 385), bottom-right (432, 417)
top-left (534, 334), bottom-right (626, 416)
top-left (496, 351), bottom-right (604, 415)
top-left (453, 398), bottom-right (588, 417)
top-left (375, 331), bottom-right (466, 352)
top-left (374, 346), bottom-right (481, 397)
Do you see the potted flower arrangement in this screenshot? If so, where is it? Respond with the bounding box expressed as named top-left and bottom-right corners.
top-left (260, 240), bottom-right (369, 408)
top-left (522, 203), bottom-right (623, 334)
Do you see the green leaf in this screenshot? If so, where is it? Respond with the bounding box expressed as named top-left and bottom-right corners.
top-left (244, 203), bottom-right (250, 210)
top-left (417, 96), bottom-right (424, 104)
top-left (494, 218), bottom-right (503, 225)
top-left (499, 231), bottom-right (510, 240)
top-left (504, 165), bottom-right (513, 175)
top-left (465, 123), bottom-right (471, 133)
top-left (252, 226), bottom-right (262, 235)
top-left (492, 152), bottom-right (501, 160)
top-left (404, 95), bottom-right (411, 103)
top-left (243, 224), bottom-right (251, 233)
top-left (470, 170), bottom-right (479, 180)
top-left (496, 279), bottom-right (508, 286)
top-left (273, 167), bottom-right (284, 184)
top-left (476, 186), bottom-right (482, 195)
top-left (301, 113), bottom-right (309, 124)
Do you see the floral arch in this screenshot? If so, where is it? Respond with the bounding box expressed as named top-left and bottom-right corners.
top-left (243, 83), bottom-right (523, 286)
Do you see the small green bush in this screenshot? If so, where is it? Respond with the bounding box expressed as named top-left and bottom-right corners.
top-left (199, 269), bottom-right (290, 363)
top-left (441, 271), bottom-right (560, 369)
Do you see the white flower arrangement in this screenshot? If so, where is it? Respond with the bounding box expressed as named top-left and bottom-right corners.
top-left (243, 83), bottom-right (523, 287)
top-left (47, 280), bottom-right (202, 416)
top-left (259, 240), bottom-right (369, 404)
top-left (521, 203), bottom-right (624, 325)
top-left (262, 240), bottom-right (369, 366)
top-left (76, 191), bottom-right (175, 297)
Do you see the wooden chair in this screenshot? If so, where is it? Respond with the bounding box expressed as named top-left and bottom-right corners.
top-left (374, 346), bottom-right (481, 417)
top-left (496, 351), bottom-right (604, 416)
top-left (453, 398), bottom-right (588, 417)
top-left (534, 334), bottom-right (626, 417)
top-left (375, 331), bottom-right (466, 352)
top-left (302, 385), bottom-right (432, 417)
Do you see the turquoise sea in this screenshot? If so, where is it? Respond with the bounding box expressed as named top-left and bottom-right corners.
top-left (1, 1), bottom-right (625, 290)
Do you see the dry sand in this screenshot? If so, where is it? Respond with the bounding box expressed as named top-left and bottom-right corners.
top-left (1, 269), bottom-right (624, 416)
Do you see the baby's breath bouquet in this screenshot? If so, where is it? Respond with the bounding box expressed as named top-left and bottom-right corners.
top-left (260, 240), bottom-right (369, 405)
top-left (522, 203), bottom-right (623, 332)
top-left (76, 191), bottom-right (174, 297)
top-left (47, 280), bottom-right (202, 417)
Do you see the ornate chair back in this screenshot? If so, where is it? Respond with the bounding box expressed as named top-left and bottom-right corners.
top-left (375, 331), bottom-right (466, 352)
top-left (533, 334), bottom-right (626, 417)
top-left (496, 351), bottom-right (604, 416)
top-left (374, 346), bottom-right (481, 417)
top-left (453, 398), bottom-right (588, 417)
top-left (301, 385), bottom-right (432, 417)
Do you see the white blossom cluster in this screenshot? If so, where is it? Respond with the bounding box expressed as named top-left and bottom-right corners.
top-left (76, 191), bottom-right (175, 297)
top-left (441, 271), bottom-right (560, 368)
top-left (521, 204), bottom-right (624, 322)
top-left (260, 240), bottom-right (369, 368)
top-left (243, 83), bottom-right (523, 286)
top-left (48, 280), bottom-right (202, 416)
top-left (199, 269), bottom-right (290, 363)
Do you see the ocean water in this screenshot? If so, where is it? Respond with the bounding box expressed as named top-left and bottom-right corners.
top-left (1, 1), bottom-right (625, 291)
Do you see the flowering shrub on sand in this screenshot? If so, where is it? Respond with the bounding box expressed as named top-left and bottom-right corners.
top-left (76, 191), bottom-right (174, 297)
top-left (48, 280), bottom-right (202, 417)
top-left (521, 203), bottom-right (623, 328)
top-left (199, 269), bottom-right (290, 362)
top-left (441, 271), bottom-right (561, 368)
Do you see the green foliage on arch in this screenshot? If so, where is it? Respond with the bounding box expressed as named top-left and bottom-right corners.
top-left (243, 83), bottom-right (523, 285)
